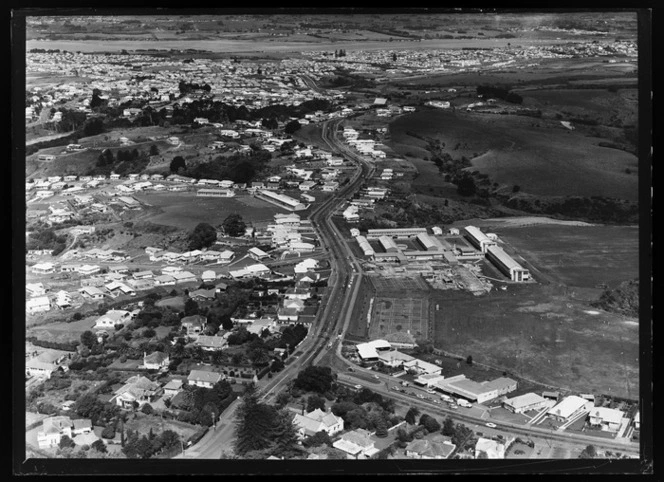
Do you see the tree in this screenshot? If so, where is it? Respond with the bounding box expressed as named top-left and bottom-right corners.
top-left (442, 416), bottom-right (455, 436)
top-left (83, 117), bottom-right (105, 137)
top-left (456, 174), bottom-right (477, 196)
top-left (579, 444), bottom-right (597, 459)
top-left (306, 394), bottom-right (327, 413)
top-left (234, 384), bottom-right (278, 455)
top-left (59, 435), bottom-right (76, 449)
top-left (284, 119), bottom-right (301, 134)
top-left (405, 407), bottom-right (420, 425)
top-left (80, 330), bottom-right (97, 349)
top-left (222, 214), bottom-right (246, 238)
top-left (466, 355), bottom-right (473, 365)
top-left (170, 156), bottom-right (186, 173)
top-left (141, 403), bottom-right (154, 415)
top-left (101, 425), bottom-right (116, 439)
top-left (374, 418), bottom-right (389, 438)
top-left (293, 366), bottom-right (335, 394)
top-left (91, 439), bottom-right (107, 454)
top-left (303, 430), bottom-right (332, 448)
top-left (512, 185), bottom-right (521, 193)
top-left (188, 222), bottom-right (217, 250)
top-left (149, 144), bottom-right (160, 156)
top-left (419, 413), bottom-right (441, 433)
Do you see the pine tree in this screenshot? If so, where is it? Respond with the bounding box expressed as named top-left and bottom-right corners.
top-left (271, 410), bottom-right (300, 458)
top-left (234, 384), bottom-right (275, 455)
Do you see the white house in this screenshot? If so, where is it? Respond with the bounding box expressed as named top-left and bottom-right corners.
top-left (333, 428), bottom-right (380, 459)
top-left (142, 351), bottom-right (170, 371)
top-left (94, 310), bottom-right (132, 329)
top-left (37, 416), bottom-right (73, 449)
top-left (547, 395), bottom-right (594, 423)
top-left (187, 369), bottom-right (223, 389)
top-left (292, 408), bottom-right (344, 439)
top-left (474, 437), bottom-right (506, 459)
top-left (588, 407), bottom-right (625, 432)
top-left (27, 296), bottom-right (51, 314)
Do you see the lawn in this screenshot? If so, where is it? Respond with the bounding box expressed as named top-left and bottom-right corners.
top-left (387, 109), bottom-right (638, 200)
top-left (27, 317), bottom-right (98, 344)
top-left (133, 191), bottom-right (290, 230)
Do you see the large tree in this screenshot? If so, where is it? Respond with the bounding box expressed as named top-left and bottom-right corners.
top-left (80, 330), bottom-right (97, 349)
top-left (284, 119), bottom-right (301, 134)
top-left (188, 222), bottom-right (217, 250)
top-left (221, 214), bottom-right (246, 238)
top-left (170, 155), bottom-right (186, 173)
top-left (293, 366), bottom-right (335, 394)
top-left (405, 407), bottom-right (420, 425)
top-left (234, 385), bottom-right (279, 456)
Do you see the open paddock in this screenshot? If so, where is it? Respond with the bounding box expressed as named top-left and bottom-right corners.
top-left (368, 275), bottom-right (431, 293)
top-left (388, 109), bottom-right (638, 200)
top-left (432, 282), bottom-right (639, 400)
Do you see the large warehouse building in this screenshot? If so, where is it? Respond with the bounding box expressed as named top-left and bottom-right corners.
top-left (463, 226), bottom-right (497, 253)
top-left (486, 245), bottom-right (531, 282)
top-left (255, 190), bottom-right (307, 211)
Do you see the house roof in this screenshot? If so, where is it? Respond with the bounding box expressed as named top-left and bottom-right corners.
top-left (181, 315), bottom-right (206, 326)
top-left (547, 396), bottom-right (592, 418)
top-left (114, 375), bottom-right (160, 398)
top-left (475, 437), bottom-right (505, 459)
top-left (42, 416), bottom-right (73, 434)
top-left (163, 379), bottom-right (184, 391)
top-left (73, 431), bottom-right (100, 446)
top-left (504, 392), bottom-right (547, 410)
top-left (187, 370), bottom-right (222, 384)
top-left (144, 351), bottom-right (168, 364)
top-left (406, 439), bottom-right (455, 458)
top-left (72, 418), bottom-right (92, 430)
top-left (194, 335), bottom-right (226, 349)
top-left (589, 407), bottom-right (624, 424)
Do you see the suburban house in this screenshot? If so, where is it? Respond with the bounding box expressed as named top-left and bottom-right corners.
top-left (171, 271), bottom-right (197, 285)
top-left (547, 395), bottom-right (594, 423)
top-left (474, 437), bottom-right (506, 459)
top-left (193, 335), bottom-right (228, 351)
top-left (332, 428), bottom-right (380, 459)
top-left (588, 407), bottom-right (625, 432)
top-left (201, 270), bottom-right (217, 283)
top-left (405, 435), bottom-right (456, 459)
top-left (94, 310), bottom-right (132, 330)
top-left (26, 282), bottom-right (47, 297)
top-left (189, 288), bottom-right (216, 301)
top-left (162, 379), bottom-right (184, 398)
top-left (79, 286), bottom-right (106, 301)
top-left (292, 408), bottom-right (344, 440)
top-left (142, 351), bottom-right (170, 371)
top-left (37, 416), bottom-right (74, 449)
top-left (27, 296), bottom-right (51, 315)
top-left (110, 375), bottom-right (161, 409)
top-left (218, 364), bottom-right (260, 385)
top-left (187, 369), bottom-right (223, 389)
top-left (181, 315), bottom-right (207, 337)
top-left (26, 350), bottom-right (70, 379)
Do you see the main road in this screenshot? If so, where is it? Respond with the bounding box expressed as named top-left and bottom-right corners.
top-left (176, 117), bottom-right (374, 458)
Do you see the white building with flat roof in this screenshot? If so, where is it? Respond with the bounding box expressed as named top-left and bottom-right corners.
top-left (547, 396), bottom-right (594, 422)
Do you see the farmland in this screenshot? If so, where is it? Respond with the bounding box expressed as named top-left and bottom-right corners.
top-left (133, 191), bottom-right (291, 230)
top-left (430, 222), bottom-right (639, 400)
top-left (388, 109), bottom-right (638, 200)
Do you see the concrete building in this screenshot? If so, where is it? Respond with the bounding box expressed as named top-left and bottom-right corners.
top-left (588, 407), bottom-right (625, 432)
top-left (366, 228), bottom-right (428, 239)
top-left (486, 245), bottom-right (531, 282)
top-left (547, 395), bottom-right (594, 423)
top-left (502, 392), bottom-right (551, 414)
top-left (463, 226), bottom-right (496, 253)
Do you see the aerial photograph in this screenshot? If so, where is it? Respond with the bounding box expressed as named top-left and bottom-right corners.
top-left (16, 8), bottom-right (651, 475)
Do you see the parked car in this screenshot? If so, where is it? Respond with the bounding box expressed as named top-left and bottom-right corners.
top-left (354, 385), bottom-right (362, 390)
top-left (426, 389), bottom-right (436, 394)
top-left (485, 423), bottom-right (497, 428)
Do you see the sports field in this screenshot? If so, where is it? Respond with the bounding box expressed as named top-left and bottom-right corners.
top-left (134, 191), bottom-right (289, 230)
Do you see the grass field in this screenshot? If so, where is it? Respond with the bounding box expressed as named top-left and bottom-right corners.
top-left (387, 109), bottom-right (638, 200)
top-left (133, 191), bottom-right (289, 230)
top-left (430, 221), bottom-right (639, 399)
top-left (493, 223), bottom-right (639, 290)
top-left (27, 317), bottom-right (97, 344)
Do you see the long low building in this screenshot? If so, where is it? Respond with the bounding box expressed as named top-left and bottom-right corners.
top-left (196, 188), bottom-right (235, 197)
top-left (435, 375), bottom-right (517, 404)
top-left (366, 228), bottom-right (428, 239)
top-left (502, 392), bottom-right (551, 414)
top-left (464, 226), bottom-right (496, 253)
top-left (485, 245), bottom-right (530, 282)
top-left (255, 190), bottom-right (307, 211)
top-left (355, 236), bottom-right (375, 256)
top-left (378, 235), bottom-right (400, 253)
top-left (547, 395), bottom-right (594, 422)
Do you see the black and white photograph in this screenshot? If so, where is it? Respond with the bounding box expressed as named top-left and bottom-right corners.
top-left (13, 7), bottom-right (652, 475)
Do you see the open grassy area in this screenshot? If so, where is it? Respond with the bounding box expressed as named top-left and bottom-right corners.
top-left (133, 191), bottom-right (289, 230)
top-left (387, 109), bottom-right (638, 200)
top-left (432, 283), bottom-right (639, 400)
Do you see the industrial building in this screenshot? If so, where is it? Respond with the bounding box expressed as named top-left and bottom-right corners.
top-left (378, 235), bottom-right (400, 253)
top-left (463, 226), bottom-right (497, 253)
top-left (355, 236), bottom-right (375, 257)
top-left (434, 375), bottom-right (517, 404)
top-left (547, 395), bottom-right (594, 423)
top-left (254, 189), bottom-right (307, 211)
top-left (366, 228), bottom-right (428, 239)
top-left (486, 245), bottom-right (531, 282)
top-left (502, 392), bottom-right (552, 414)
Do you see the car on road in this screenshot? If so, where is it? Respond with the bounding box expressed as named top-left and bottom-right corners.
top-left (373, 374), bottom-right (380, 379)
top-left (448, 404), bottom-right (458, 410)
top-left (354, 385), bottom-right (362, 390)
top-left (485, 423), bottom-right (497, 428)
top-left (433, 399), bottom-right (441, 404)
top-left (426, 389), bottom-right (436, 394)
